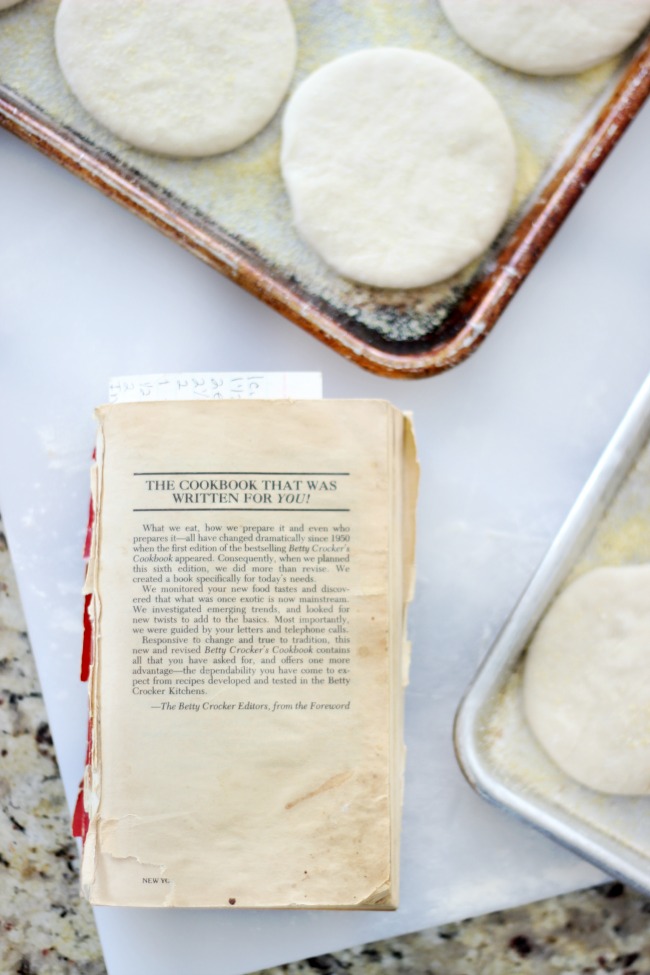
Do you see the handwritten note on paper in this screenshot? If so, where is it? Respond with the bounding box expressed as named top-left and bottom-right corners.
top-left (108, 372), bottom-right (323, 403)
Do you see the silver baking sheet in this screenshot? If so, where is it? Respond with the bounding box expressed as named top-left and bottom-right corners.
top-left (454, 372), bottom-right (650, 895)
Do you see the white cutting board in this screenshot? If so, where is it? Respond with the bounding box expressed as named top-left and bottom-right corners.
top-left (2, 97), bottom-right (650, 975)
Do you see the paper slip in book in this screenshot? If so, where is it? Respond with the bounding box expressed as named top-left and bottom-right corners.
top-left (77, 399), bottom-right (418, 909)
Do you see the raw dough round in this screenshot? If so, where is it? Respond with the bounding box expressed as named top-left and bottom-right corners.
top-left (523, 565), bottom-right (650, 795)
top-left (439, 0), bottom-right (650, 76)
top-left (55, 0), bottom-right (297, 157)
top-left (0, 0), bottom-right (25, 9)
top-left (280, 48), bottom-right (516, 289)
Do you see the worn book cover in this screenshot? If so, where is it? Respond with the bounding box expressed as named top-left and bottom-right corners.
top-left (78, 399), bottom-right (417, 908)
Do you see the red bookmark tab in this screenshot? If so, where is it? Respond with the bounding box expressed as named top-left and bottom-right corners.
top-left (81, 592), bottom-right (93, 682)
top-left (72, 779), bottom-right (89, 839)
top-left (83, 496), bottom-right (94, 561)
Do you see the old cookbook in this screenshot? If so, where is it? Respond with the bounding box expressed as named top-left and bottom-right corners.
top-left (75, 399), bottom-right (417, 908)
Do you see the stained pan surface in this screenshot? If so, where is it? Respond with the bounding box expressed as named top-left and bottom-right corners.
top-left (1, 1), bottom-right (649, 376)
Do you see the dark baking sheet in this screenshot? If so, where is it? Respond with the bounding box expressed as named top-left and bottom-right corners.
top-left (1, 0), bottom-right (649, 377)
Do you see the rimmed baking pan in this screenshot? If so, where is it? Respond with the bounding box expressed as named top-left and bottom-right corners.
top-left (454, 372), bottom-right (650, 894)
top-left (2, 1), bottom-right (650, 377)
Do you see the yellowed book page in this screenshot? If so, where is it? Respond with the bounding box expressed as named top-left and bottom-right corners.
top-left (84, 399), bottom-right (414, 909)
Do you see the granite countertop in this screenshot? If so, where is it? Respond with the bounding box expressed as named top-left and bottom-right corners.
top-left (2, 513), bottom-right (649, 975)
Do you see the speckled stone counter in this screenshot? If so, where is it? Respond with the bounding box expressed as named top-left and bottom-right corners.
top-left (1, 513), bottom-right (649, 975)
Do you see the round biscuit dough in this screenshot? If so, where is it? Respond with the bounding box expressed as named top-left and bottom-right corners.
top-left (55, 0), bottom-right (297, 157)
top-left (439, 0), bottom-right (650, 76)
top-left (523, 565), bottom-right (650, 795)
top-left (280, 48), bottom-right (516, 290)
